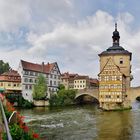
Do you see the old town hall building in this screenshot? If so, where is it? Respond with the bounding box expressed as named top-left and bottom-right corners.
top-left (98, 24), bottom-right (133, 110)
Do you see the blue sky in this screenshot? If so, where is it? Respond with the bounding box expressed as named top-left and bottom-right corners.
top-left (0, 0), bottom-right (140, 86)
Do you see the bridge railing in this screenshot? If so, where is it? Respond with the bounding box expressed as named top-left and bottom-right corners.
top-left (0, 98), bottom-right (12, 140)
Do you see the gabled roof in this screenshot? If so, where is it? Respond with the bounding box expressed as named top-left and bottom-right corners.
top-left (98, 57), bottom-right (125, 76)
top-left (20, 60), bottom-right (60, 74)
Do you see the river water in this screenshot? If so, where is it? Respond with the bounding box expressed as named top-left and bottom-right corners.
top-left (19, 101), bottom-right (140, 140)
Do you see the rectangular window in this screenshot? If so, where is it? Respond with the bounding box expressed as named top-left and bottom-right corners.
top-left (35, 72), bottom-right (38, 76)
top-left (25, 85), bottom-right (28, 90)
top-left (29, 79), bottom-right (33, 83)
top-left (29, 85), bottom-right (32, 90)
top-left (24, 71), bottom-right (28, 75)
top-left (50, 74), bottom-right (53, 78)
top-left (54, 81), bottom-right (56, 85)
top-left (30, 71), bottom-right (33, 76)
top-left (24, 78), bottom-right (28, 82)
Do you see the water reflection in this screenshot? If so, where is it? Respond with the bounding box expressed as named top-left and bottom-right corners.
top-left (96, 111), bottom-right (133, 140)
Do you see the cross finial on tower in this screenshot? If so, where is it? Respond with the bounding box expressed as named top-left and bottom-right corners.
top-left (115, 23), bottom-right (117, 31)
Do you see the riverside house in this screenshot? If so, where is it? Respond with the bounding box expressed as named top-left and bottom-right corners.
top-left (18, 60), bottom-right (61, 101)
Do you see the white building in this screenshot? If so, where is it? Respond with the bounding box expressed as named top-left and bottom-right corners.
top-left (18, 60), bottom-right (61, 101)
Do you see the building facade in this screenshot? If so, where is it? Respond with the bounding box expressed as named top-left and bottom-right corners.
top-left (18, 60), bottom-right (61, 101)
top-left (98, 24), bottom-right (132, 110)
top-left (61, 72), bottom-right (78, 89)
top-left (0, 70), bottom-right (21, 94)
top-left (61, 72), bottom-right (99, 90)
top-left (74, 76), bottom-right (89, 90)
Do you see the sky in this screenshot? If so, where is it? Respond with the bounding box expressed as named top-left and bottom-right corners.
top-left (0, 0), bottom-right (140, 86)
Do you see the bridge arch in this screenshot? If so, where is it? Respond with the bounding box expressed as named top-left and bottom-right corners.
top-left (75, 92), bottom-right (99, 104)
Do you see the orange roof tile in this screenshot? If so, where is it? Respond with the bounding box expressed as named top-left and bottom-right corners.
top-left (21, 60), bottom-right (56, 74)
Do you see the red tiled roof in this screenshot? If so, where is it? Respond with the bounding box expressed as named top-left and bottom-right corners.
top-left (21, 60), bottom-right (56, 74)
top-left (74, 75), bottom-right (89, 80)
top-left (61, 72), bottom-right (78, 79)
top-left (1, 70), bottom-right (20, 77)
top-left (0, 70), bottom-right (21, 82)
top-left (89, 78), bottom-right (99, 84)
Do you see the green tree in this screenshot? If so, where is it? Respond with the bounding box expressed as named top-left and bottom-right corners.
top-left (49, 88), bottom-right (77, 106)
top-left (58, 84), bottom-right (65, 90)
top-left (0, 60), bottom-right (11, 74)
top-left (33, 74), bottom-right (47, 100)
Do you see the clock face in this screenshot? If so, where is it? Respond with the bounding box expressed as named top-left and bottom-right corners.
top-left (115, 40), bottom-right (118, 43)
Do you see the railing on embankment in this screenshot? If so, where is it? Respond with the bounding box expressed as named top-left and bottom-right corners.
top-left (0, 98), bottom-right (12, 140)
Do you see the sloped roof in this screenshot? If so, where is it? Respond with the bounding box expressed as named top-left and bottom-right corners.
top-left (89, 78), bottom-right (99, 84)
top-left (74, 75), bottom-right (89, 80)
top-left (61, 72), bottom-right (78, 79)
top-left (1, 70), bottom-right (20, 77)
top-left (0, 70), bottom-right (21, 82)
top-left (20, 60), bottom-right (56, 74)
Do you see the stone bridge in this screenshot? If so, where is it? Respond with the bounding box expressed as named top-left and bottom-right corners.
top-left (127, 87), bottom-right (140, 103)
top-left (75, 87), bottom-right (140, 104)
top-left (75, 88), bottom-right (99, 102)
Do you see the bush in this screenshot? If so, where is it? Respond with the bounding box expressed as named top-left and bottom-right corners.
top-left (49, 89), bottom-right (77, 106)
top-left (6, 94), bottom-right (34, 108)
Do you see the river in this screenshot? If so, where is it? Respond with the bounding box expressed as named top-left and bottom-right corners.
top-left (19, 101), bottom-right (140, 140)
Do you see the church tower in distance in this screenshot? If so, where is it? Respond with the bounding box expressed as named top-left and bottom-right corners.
top-left (98, 23), bottom-right (133, 110)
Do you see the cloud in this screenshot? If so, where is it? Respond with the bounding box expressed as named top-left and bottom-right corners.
top-left (25, 10), bottom-right (140, 86)
top-left (27, 10), bottom-right (113, 53)
top-left (0, 0), bottom-right (31, 32)
top-left (0, 0), bottom-right (140, 87)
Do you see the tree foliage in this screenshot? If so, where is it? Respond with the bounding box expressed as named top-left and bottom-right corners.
top-left (0, 60), bottom-right (11, 74)
top-left (33, 74), bottom-right (47, 100)
top-left (58, 84), bottom-right (65, 90)
top-left (49, 85), bottom-right (77, 106)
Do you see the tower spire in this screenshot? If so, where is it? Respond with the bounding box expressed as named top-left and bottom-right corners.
top-left (115, 23), bottom-right (117, 31)
top-left (112, 23), bottom-right (120, 46)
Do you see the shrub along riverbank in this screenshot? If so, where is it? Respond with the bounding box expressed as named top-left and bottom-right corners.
top-left (6, 94), bottom-right (34, 108)
top-left (49, 84), bottom-right (77, 106)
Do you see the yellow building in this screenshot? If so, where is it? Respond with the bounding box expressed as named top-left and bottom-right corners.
top-left (61, 73), bottom-right (78, 89)
top-left (98, 24), bottom-right (132, 110)
top-left (74, 76), bottom-right (89, 90)
top-left (0, 70), bottom-right (21, 94)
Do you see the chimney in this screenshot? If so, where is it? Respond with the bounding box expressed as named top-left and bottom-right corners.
top-left (42, 62), bottom-right (44, 73)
